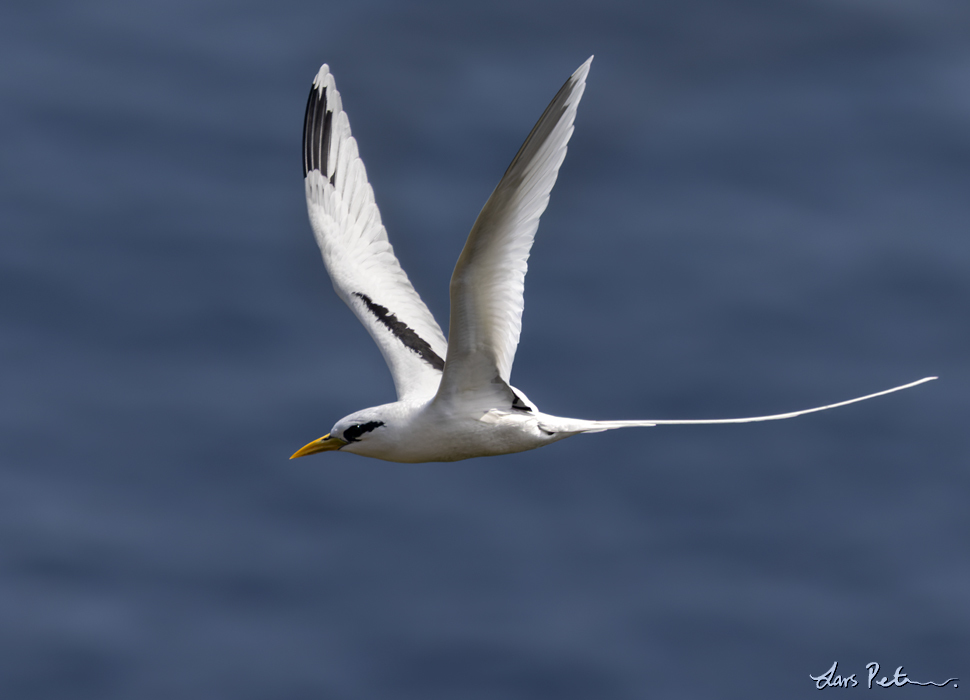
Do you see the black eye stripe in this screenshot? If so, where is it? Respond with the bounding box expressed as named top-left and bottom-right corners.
top-left (343, 421), bottom-right (384, 442)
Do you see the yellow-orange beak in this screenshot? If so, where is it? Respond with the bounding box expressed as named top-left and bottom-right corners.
top-left (290, 433), bottom-right (348, 459)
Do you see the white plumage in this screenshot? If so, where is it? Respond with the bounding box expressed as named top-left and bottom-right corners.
top-left (291, 57), bottom-right (934, 463)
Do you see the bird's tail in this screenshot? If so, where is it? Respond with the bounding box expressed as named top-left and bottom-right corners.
top-left (547, 376), bottom-right (936, 434)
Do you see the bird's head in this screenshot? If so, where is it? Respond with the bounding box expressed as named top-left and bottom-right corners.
top-left (290, 409), bottom-right (388, 459)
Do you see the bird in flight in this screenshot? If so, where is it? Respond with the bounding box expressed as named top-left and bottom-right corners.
top-left (291, 57), bottom-right (934, 463)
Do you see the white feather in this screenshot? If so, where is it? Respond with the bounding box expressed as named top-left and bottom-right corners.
top-left (436, 57), bottom-right (592, 407)
top-left (304, 65), bottom-right (448, 401)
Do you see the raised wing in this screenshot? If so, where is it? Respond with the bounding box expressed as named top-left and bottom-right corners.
top-left (304, 65), bottom-right (448, 401)
top-left (435, 57), bottom-right (592, 408)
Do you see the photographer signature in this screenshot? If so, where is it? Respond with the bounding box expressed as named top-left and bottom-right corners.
top-left (811, 661), bottom-right (958, 689)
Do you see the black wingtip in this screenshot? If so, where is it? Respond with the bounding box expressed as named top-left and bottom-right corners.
top-left (302, 80), bottom-right (332, 178)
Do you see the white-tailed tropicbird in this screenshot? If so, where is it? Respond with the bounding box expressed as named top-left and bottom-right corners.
top-left (291, 57), bottom-right (935, 463)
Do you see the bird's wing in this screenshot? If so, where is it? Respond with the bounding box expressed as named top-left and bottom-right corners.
top-left (304, 64), bottom-right (448, 401)
top-left (435, 57), bottom-right (592, 410)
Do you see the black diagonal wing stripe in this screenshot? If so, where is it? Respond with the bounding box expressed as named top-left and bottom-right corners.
top-left (353, 292), bottom-right (445, 371)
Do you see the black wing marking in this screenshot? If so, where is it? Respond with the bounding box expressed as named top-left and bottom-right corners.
top-left (353, 292), bottom-right (445, 371)
top-left (303, 82), bottom-right (334, 181)
top-left (511, 390), bottom-right (532, 413)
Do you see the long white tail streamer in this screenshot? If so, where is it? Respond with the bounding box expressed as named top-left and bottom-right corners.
top-left (582, 377), bottom-right (937, 430)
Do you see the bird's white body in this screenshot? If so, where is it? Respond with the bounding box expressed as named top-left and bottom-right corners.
top-left (291, 58), bottom-right (934, 463)
top-left (335, 399), bottom-right (579, 463)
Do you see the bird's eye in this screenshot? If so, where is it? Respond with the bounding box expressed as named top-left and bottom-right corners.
top-left (343, 420), bottom-right (385, 442)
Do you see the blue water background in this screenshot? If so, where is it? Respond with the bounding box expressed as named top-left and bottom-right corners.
top-left (1, 0), bottom-right (968, 697)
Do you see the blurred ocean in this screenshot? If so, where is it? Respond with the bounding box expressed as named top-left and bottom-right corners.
top-left (1, 0), bottom-right (967, 698)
